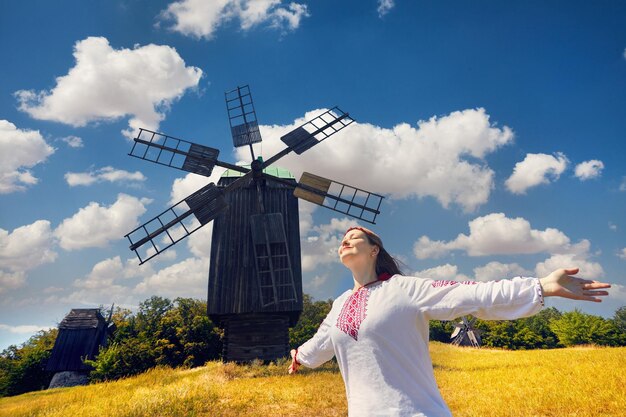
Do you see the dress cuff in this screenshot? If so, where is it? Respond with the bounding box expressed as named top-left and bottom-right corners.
top-left (534, 277), bottom-right (545, 307)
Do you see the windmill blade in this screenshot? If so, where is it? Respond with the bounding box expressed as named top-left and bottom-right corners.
top-left (279, 107), bottom-right (354, 155)
top-left (130, 128), bottom-right (249, 176)
top-left (292, 172), bottom-right (384, 224)
top-left (129, 128), bottom-right (221, 177)
top-left (468, 330), bottom-right (480, 347)
top-left (225, 85), bottom-right (262, 149)
top-left (450, 327), bottom-right (462, 339)
top-left (126, 183), bottom-right (227, 264)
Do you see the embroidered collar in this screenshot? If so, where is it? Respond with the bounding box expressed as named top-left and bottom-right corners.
top-left (338, 273), bottom-right (393, 340)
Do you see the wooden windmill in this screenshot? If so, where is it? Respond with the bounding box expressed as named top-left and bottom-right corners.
top-left (450, 316), bottom-right (482, 348)
top-left (125, 85), bottom-right (383, 361)
top-left (46, 308), bottom-right (115, 388)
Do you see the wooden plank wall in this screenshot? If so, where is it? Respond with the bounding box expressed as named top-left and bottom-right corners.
top-left (207, 176), bottom-right (303, 325)
top-left (222, 314), bottom-right (290, 362)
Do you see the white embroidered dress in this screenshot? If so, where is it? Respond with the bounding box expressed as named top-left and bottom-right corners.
top-left (296, 275), bottom-right (544, 417)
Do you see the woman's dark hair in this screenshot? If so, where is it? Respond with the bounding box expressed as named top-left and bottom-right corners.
top-left (345, 227), bottom-right (404, 276)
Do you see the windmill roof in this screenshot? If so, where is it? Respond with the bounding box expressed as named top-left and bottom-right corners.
top-left (58, 309), bottom-right (107, 329)
top-left (221, 165), bottom-right (295, 179)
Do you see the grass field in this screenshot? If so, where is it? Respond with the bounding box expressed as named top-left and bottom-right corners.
top-left (1, 343), bottom-right (624, 417)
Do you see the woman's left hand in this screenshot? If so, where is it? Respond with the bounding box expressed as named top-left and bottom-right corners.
top-left (539, 268), bottom-right (611, 302)
top-left (288, 349), bottom-right (300, 374)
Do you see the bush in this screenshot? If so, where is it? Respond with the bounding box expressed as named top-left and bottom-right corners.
top-left (550, 309), bottom-right (621, 346)
top-left (0, 329), bottom-right (57, 397)
top-left (87, 297), bottom-right (222, 382)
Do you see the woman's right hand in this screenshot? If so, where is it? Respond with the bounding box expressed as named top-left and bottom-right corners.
top-left (288, 349), bottom-right (300, 374)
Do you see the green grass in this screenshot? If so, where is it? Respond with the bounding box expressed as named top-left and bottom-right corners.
top-left (2, 343), bottom-right (625, 417)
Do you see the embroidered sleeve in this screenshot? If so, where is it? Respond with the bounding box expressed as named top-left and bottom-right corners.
top-left (296, 301), bottom-right (338, 368)
top-left (411, 276), bottom-right (544, 321)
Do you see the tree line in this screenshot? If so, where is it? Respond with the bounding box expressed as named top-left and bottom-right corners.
top-left (1, 294), bottom-right (625, 397)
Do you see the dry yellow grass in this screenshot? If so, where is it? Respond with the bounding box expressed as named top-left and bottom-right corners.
top-left (1, 343), bottom-right (624, 417)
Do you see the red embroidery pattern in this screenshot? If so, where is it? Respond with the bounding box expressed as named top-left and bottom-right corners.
top-left (336, 288), bottom-right (371, 341)
top-left (431, 280), bottom-right (479, 288)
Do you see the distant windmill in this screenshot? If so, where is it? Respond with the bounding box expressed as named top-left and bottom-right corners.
top-left (450, 316), bottom-right (482, 348)
top-left (46, 307), bottom-right (115, 388)
top-left (125, 85), bottom-right (383, 361)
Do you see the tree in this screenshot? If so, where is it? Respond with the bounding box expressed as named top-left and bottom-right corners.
top-left (429, 320), bottom-right (456, 343)
top-left (514, 307), bottom-right (561, 348)
top-left (0, 329), bottom-right (57, 397)
top-left (289, 294), bottom-right (332, 349)
top-left (87, 297), bottom-right (222, 382)
top-left (549, 309), bottom-right (620, 346)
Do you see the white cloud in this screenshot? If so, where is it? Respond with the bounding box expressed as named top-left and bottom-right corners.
top-left (535, 253), bottom-right (604, 280)
top-left (236, 107), bottom-right (514, 212)
top-left (169, 168), bottom-right (225, 204)
top-left (54, 194), bottom-right (151, 250)
top-left (15, 37), bottom-right (202, 138)
top-left (609, 222), bottom-right (617, 231)
top-left (377, 0), bottom-right (395, 17)
top-left (73, 256), bottom-right (154, 288)
top-left (304, 274), bottom-right (329, 293)
top-left (608, 284), bottom-right (626, 302)
top-left (0, 324), bottom-right (53, 334)
top-left (619, 177), bottom-right (626, 192)
top-left (473, 261), bottom-right (531, 282)
top-left (298, 200), bottom-right (317, 236)
top-left (73, 256), bottom-right (125, 289)
top-left (134, 257), bottom-right (208, 298)
top-left (0, 220), bottom-right (57, 274)
top-left (414, 213), bottom-right (572, 259)
top-left (619, 248), bottom-right (626, 260)
top-left (0, 120), bottom-right (55, 194)
top-left (623, 48), bottom-right (626, 60)
top-left (414, 264), bottom-right (470, 281)
top-left (505, 152), bottom-right (568, 194)
top-left (159, 0), bottom-right (310, 40)
top-left (412, 236), bottom-right (450, 260)
top-left (187, 222), bottom-right (213, 258)
top-left (61, 135), bottom-right (83, 148)
top-left (65, 255), bottom-right (155, 307)
top-left (574, 159), bottom-right (604, 181)
top-left (65, 166), bottom-right (146, 187)
top-left (0, 271), bottom-right (26, 294)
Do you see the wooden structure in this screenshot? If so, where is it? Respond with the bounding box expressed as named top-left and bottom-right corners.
top-left (46, 309), bottom-right (114, 387)
top-left (208, 167), bottom-right (302, 361)
top-left (125, 85), bottom-right (384, 362)
top-left (450, 316), bottom-right (482, 347)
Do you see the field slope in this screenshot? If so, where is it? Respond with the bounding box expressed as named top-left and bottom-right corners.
top-left (1, 343), bottom-right (624, 417)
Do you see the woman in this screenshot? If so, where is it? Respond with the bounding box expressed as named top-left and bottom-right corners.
top-left (287, 226), bottom-right (611, 417)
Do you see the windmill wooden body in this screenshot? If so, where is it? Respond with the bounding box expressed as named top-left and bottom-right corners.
top-left (125, 85), bottom-right (383, 362)
top-left (46, 308), bottom-right (115, 388)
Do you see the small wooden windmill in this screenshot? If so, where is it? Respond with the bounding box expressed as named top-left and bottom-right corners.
top-left (125, 85), bottom-right (383, 361)
top-left (450, 316), bottom-right (482, 348)
top-left (46, 307), bottom-right (115, 388)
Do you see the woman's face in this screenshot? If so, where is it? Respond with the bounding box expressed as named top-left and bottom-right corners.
top-left (338, 229), bottom-right (378, 267)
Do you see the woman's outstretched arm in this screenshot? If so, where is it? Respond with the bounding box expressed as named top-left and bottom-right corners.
top-left (539, 268), bottom-right (611, 302)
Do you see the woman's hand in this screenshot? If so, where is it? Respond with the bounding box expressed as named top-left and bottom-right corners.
top-left (288, 349), bottom-right (300, 374)
top-left (539, 268), bottom-right (611, 302)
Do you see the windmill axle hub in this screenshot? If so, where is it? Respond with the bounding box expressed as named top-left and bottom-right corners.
top-left (251, 158), bottom-right (263, 179)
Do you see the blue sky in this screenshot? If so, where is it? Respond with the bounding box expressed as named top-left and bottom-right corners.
top-left (1, 0), bottom-right (625, 350)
